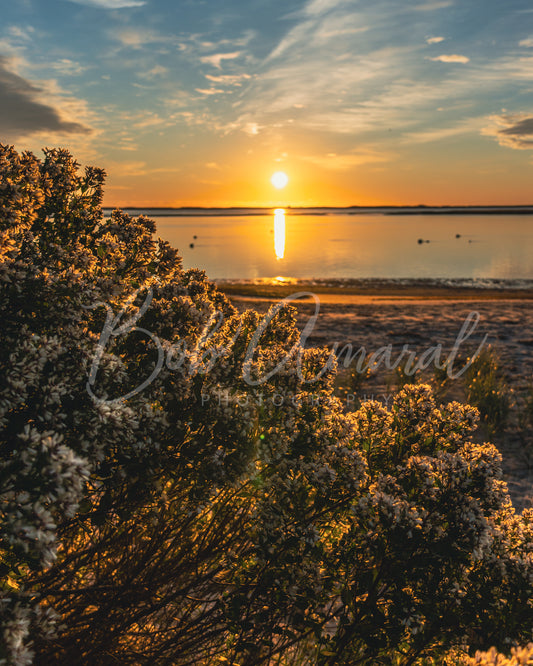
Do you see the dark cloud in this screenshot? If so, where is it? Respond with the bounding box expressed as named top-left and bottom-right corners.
top-left (500, 116), bottom-right (533, 138)
top-left (0, 56), bottom-right (92, 138)
top-left (485, 113), bottom-right (533, 149)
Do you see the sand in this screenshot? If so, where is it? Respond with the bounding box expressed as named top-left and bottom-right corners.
top-left (222, 285), bottom-right (533, 510)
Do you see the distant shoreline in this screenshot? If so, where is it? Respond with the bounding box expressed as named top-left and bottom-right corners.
top-left (103, 205), bottom-right (533, 217)
top-left (216, 278), bottom-right (533, 301)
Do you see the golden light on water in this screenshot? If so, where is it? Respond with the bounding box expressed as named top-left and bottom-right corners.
top-left (274, 208), bottom-right (286, 260)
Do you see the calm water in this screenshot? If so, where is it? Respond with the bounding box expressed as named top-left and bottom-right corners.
top-left (149, 211), bottom-right (533, 281)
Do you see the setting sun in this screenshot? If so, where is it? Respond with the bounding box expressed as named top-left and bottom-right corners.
top-left (271, 171), bottom-right (289, 189)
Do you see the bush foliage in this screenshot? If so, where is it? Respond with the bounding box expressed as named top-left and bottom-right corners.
top-left (1, 145), bottom-right (533, 665)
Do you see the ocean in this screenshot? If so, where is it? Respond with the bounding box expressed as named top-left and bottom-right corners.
top-left (104, 207), bottom-right (533, 285)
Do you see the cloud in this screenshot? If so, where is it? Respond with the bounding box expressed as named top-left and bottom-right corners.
top-left (316, 26), bottom-right (369, 39)
top-left (232, 41), bottom-right (443, 137)
top-left (265, 6), bottom-right (368, 60)
top-left (205, 73), bottom-right (251, 86)
top-left (66, 0), bottom-right (145, 8)
top-left (138, 65), bottom-right (168, 79)
top-left (429, 54), bottom-right (469, 63)
top-left (50, 58), bottom-right (86, 76)
top-left (483, 113), bottom-right (533, 150)
top-left (7, 26), bottom-right (36, 42)
top-left (301, 149), bottom-right (393, 170)
top-left (195, 88), bottom-right (226, 96)
top-left (413, 1), bottom-right (453, 10)
top-left (198, 31), bottom-right (255, 50)
top-left (132, 112), bottom-right (167, 129)
top-left (519, 37), bottom-right (533, 47)
top-left (111, 160), bottom-right (147, 176)
top-left (200, 52), bottom-right (241, 69)
top-left (303, 0), bottom-right (353, 17)
top-left (0, 56), bottom-right (92, 139)
top-left (102, 159), bottom-right (182, 177)
top-left (243, 122), bottom-right (260, 136)
top-left (164, 0), bottom-right (532, 154)
top-left (405, 117), bottom-right (485, 144)
top-left (114, 28), bottom-right (166, 48)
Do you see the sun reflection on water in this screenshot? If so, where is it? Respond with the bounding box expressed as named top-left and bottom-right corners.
top-left (274, 208), bottom-right (285, 260)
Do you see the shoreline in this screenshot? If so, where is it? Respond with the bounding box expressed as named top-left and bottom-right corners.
top-left (217, 280), bottom-right (533, 302)
top-left (104, 205), bottom-right (533, 216)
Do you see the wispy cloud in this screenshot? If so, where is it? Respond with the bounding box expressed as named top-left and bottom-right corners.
top-left (405, 117), bottom-right (486, 144)
top-left (483, 113), bottom-right (533, 150)
top-left (0, 55), bottom-right (92, 139)
top-left (303, 0), bottom-right (353, 17)
top-left (108, 160), bottom-right (147, 176)
top-left (205, 73), bottom-right (251, 86)
top-left (429, 54), bottom-right (469, 63)
top-left (472, 55), bottom-right (533, 82)
top-left (519, 37), bottom-right (533, 47)
top-left (198, 31), bottom-right (255, 50)
top-left (131, 112), bottom-right (168, 129)
top-left (200, 52), bottom-right (241, 69)
top-left (114, 28), bottom-right (167, 48)
top-left (187, 0), bottom-right (532, 157)
top-left (226, 0), bottom-right (476, 140)
top-left (7, 25), bottom-right (35, 41)
top-left (242, 122), bottom-right (260, 136)
top-left (66, 0), bottom-right (145, 8)
top-left (50, 58), bottom-right (86, 76)
top-left (137, 65), bottom-right (168, 79)
top-left (266, 2), bottom-right (369, 61)
top-left (413, 1), bottom-right (454, 11)
top-left (102, 158), bottom-right (183, 178)
top-left (301, 148), bottom-right (393, 170)
top-left (195, 87), bottom-right (226, 95)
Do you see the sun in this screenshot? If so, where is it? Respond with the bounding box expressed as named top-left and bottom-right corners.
top-left (271, 171), bottom-right (289, 189)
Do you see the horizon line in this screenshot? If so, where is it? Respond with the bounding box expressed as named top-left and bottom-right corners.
top-left (102, 204), bottom-right (533, 215)
top-left (103, 203), bottom-right (533, 209)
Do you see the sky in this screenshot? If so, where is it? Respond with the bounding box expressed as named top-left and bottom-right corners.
top-left (1, 0), bottom-right (532, 207)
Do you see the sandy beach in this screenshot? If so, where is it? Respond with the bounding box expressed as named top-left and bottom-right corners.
top-left (221, 283), bottom-right (533, 509)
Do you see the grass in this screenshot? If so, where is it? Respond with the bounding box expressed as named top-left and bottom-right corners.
top-left (464, 346), bottom-right (510, 436)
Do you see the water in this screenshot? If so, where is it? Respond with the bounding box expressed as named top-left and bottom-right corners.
top-left (113, 209), bottom-right (533, 282)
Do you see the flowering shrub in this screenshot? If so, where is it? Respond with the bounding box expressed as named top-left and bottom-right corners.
top-left (467, 644), bottom-right (533, 665)
top-left (1, 145), bottom-right (533, 665)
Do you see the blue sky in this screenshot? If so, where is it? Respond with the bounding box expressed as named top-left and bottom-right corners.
top-left (1, 0), bottom-right (532, 205)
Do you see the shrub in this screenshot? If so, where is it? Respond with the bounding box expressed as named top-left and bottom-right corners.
top-left (1, 145), bottom-right (532, 665)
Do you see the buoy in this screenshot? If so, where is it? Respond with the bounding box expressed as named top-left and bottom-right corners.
top-left (189, 243), bottom-right (194, 248)
top-left (417, 238), bottom-right (424, 244)
top-left (455, 233), bottom-right (461, 238)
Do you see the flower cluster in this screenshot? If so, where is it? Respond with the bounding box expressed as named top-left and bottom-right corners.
top-left (467, 644), bottom-right (533, 665)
